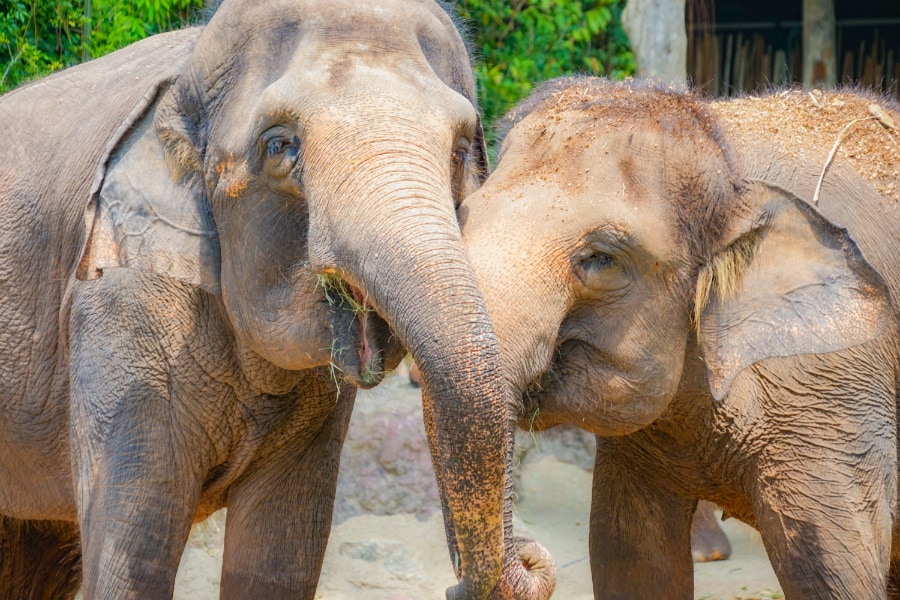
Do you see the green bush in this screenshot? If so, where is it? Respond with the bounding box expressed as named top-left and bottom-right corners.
top-left (1, 0), bottom-right (203, 92)
top-left (458, 0), bottom-right (634, 135)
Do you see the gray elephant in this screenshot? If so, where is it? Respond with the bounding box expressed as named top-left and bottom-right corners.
top-left (0, 1), bottom-right (552, 598)
top-left (460, 77), bottom-right (900, 598)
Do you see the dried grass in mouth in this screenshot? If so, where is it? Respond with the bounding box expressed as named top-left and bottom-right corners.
top-left (711, 89), bottom-right (899, 202)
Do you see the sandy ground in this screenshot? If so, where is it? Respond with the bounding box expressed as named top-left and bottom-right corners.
top-left (172, 382), bottom-right (785, 600)
top-left (175, 459), bottom-right (783, 599)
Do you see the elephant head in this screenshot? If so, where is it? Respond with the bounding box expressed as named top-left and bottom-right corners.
top-left (460, 77), bottom-right (890, 435)
top-left (74, 0), bottom-right (533, 596)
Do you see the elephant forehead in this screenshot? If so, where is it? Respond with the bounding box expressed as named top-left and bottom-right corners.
top-left (504, 112), bottom-right (665, 184)
top-left (468, 161), bottom-right (680, 269)
top-left (491, 140), bottom-right (669, 218)
top-left (197, 0), bottom-right (468, 120)
top-left (468, 174), bottom-right (678, 263)
top-left (308, 6), bottom-right (469, 98)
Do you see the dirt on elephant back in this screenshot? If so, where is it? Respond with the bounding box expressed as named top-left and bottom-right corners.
top-left (710, 89), bottom-right (899, 201)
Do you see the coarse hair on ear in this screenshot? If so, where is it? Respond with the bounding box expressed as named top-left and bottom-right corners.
top-left (693, 228), bottom-right (761, 329)
top-left (154, 79), bottom-right (205, 178)
top-left (697, 180), bottom-right (890, 401)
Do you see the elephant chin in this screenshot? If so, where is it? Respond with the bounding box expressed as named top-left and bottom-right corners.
top-left (488, 537), bottom-right (557, 600)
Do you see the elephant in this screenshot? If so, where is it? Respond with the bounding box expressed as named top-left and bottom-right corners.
top-left (413, 361), bottom-right (732, 562)
top-left (460, 77), bottom-right (900, 598)
top-left (0, 1), bottom-right (552, 598)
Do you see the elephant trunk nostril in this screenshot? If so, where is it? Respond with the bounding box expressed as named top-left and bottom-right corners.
top-left (488, 536), bottom-right (557, 600)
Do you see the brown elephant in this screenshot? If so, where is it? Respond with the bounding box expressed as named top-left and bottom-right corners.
top-left (0, 1), bottom-right (551, 598)
top-left (460, 77), bottom-right (899, 598)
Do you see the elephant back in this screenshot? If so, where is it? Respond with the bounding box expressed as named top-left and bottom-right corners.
top-left (709, 91), bottom-right (897, 203)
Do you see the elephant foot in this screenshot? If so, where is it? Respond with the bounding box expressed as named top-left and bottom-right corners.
top-left (691, 501), bottom-right (732, 562)
top-left (488, 536), bottom-right (557, 600)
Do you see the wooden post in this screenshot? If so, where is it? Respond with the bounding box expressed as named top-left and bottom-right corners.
top-left (803, 0), bottom-right (836, 87)
top-left (622, 0), bottom-right (687, 86)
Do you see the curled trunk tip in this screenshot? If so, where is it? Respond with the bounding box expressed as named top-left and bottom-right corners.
top-left (489, 536), bottom-right (557, 600)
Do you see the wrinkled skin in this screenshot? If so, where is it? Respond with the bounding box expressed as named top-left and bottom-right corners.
top-left (462, 78), bottom-right (900, 598)
top-left (0, 1), bottom-right (551, 598)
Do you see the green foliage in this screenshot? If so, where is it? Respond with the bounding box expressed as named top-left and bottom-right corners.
top-left (458, 0), bottom-right (635, 135)
top-left (1, 0), bottom-right (203, 92)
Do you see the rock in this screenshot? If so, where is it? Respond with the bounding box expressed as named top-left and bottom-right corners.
top-left (334, 374), bottom-right (441, 523)
top-left (339, 540), bottom-right (420, 580)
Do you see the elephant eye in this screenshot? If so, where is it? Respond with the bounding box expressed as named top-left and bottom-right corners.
top-left (261, 128), bottom-right (303, 187)
top-left (572, 246), bottom-right (630, 295)
top-left (266, 135), bottom-right (300, 160)
top-left (451, 148), bottom-right (470, 209)
top-left (575, 253), bottom-right (614, 282)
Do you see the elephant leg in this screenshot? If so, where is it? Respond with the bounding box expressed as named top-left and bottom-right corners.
top-left (746, 364), bottom-right (895, 598)
top-left (891, 520), bottom-right (900, 599)
top-left (590, 436), bottom-right (694, 600)
top-left (69, 278), bottom-right (210, 598)
top-left (0, 516), bottom-right (81, 600)
top-left (219, 370), bottom-right (353, 600)
top-left (755, 496), bottom-right (889, 598)
top-left (690, 501), bottom-right (731, 562)
top-left (71, 390), bottom-right (204, 600)
top-left (752, 457), bottom-right (892, 598)
top-left (72, 414), bottom-right (202, 599)
top-left (756, 493), bottom-right (891, 598)
top-left (890, 399), bottom-right (900, 600)
top-left (891, 559), bottom-right (900, 599)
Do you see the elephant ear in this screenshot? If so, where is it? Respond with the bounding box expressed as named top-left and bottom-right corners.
top-left (697, 181), bottom-right (889, 401)
top-left (76, 84), bottom-right (220, 295)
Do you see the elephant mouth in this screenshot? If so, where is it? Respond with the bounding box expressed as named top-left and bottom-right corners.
top-left (519, 338), bottom-right (600, 428)
top-left (319, 274), bottom-right (398, 389)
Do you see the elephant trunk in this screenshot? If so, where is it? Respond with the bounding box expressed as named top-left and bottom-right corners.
top-left (424, 388), bottom-right (557, 600)
top-left (305, 128), bottom-right (512, 596)
top-left (491, 444), bottom-right (557, 599)
top-left (489, 537), bottom-right (557, 599)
